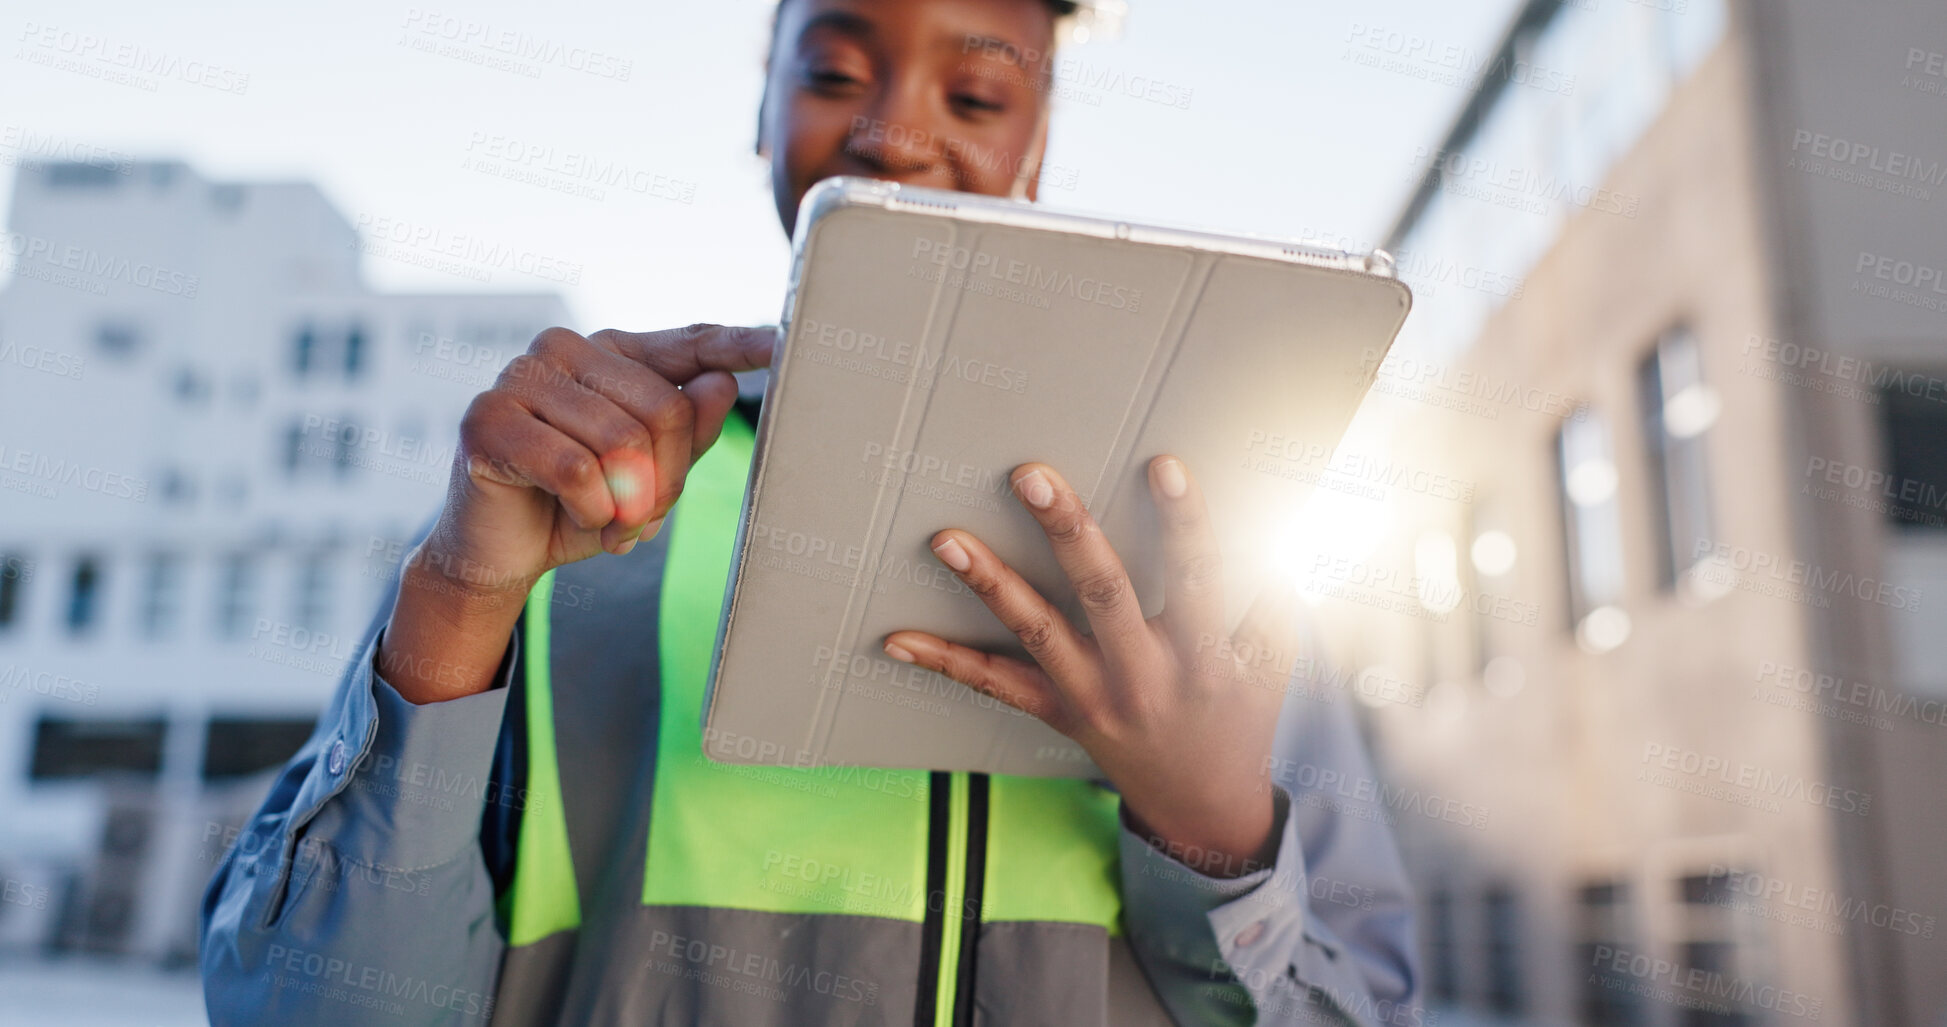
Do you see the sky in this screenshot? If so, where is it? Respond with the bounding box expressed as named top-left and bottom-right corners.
top-left (1, 0), bottom-right (1524, 330)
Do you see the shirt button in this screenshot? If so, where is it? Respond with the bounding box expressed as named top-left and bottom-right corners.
top-left (327, 739), bottom-right (348, 776)
top-left (1234, 920), bottom-right (1267, 948)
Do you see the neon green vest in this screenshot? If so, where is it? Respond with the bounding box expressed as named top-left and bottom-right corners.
top-left (502, 413), bottom-right (1123, 1025)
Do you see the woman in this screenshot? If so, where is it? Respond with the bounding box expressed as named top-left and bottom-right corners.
top-left (201, 1), bottom-right (1419, 1023)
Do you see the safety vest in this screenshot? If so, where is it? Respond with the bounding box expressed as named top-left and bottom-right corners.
top-left (501, 411), bottom-right (1125, 1025)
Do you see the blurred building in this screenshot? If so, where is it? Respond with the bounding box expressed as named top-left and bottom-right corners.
top-left (0, 160), bottom-right (566, 966)
top-left (1302, 0), bottom-right (1947, 1023)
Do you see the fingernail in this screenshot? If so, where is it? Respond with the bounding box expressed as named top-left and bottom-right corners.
top-left (1017, 469), bottom-right (1054, 509)
top-left (616, 536), bottom-right (639, 556)
top-left (932, 536), bottom-right (971, 572)
top-left (1156, 458), bottom-right (1188, 499)
top-left (883, 641), bottom-right (916, 663)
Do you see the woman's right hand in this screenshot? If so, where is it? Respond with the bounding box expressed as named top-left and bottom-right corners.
top-left (378, 323), bottom-right (777, 703)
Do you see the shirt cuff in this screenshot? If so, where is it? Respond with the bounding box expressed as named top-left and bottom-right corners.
top-left (1117, 790), bottom-right (1287, 969)
top-left (305, 629), bottom-right (519, 869)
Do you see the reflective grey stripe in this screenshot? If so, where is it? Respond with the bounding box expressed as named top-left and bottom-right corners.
top-left (491, 508), bottom-right (1183, 1025)
top-left (490, 930), bottom-right (576, 1027)
top-left (488, 903), bottom-right (1183, 1025)
top-left (560, 905), bottom-right (922, 1025)
top-left (546, 539), bottom-right (673, 913)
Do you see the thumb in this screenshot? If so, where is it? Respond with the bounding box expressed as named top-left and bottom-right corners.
top-left (682, 370), bottom-right (743, 461)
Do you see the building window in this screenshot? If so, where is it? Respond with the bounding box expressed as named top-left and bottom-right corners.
top-left (1880, 377), bottom-right (1947, 532)
top-left (1639, 326), bottom-right (1719, 588)
top-left (172, 366), bottom-right (212, 404)
top-left (333, 417), bottom-right (359, 478)
top-left (159, 468), bottom-right (195, 505)
top-left (1578, 880), bottom-right (1644, 1027)
top-left (1425, 888), bottom-right (1459, 1002)
top-left (29, 717), bottom-right (167, 780)
top-left (94, 322), bottom-right (140, 360)
top-left (1559, 411), bottom-right (1631, 652)
top-left (294, 553), bottom-right (332, 631)
top-left (45, 162), bottom-right (122, 189)
top-left (0, 553), bottom-right (27, 631)
top-left (1483, 886), bottom-right (1524, 1014)
top-left (66, 556), bottom-right (103, 635)
top-left (138, 552), bottom-right (183, 639)
top-left (1672, 870), bottom-right (1753, 1026)
top-left (202, 717), bottom-right (316, 779)
top-left (345, 325), bottom-right (367, 379)
top-left (216, 553), bottom-right (257, 640)
top-left (293, 325), bottom-right (316, 377)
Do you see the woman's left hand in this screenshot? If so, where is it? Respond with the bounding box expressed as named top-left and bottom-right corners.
top-left (884, 457), bottom-right (1301, 878)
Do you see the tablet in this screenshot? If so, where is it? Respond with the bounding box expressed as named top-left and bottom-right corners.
top-left (700, 177), bottom-right (1411, 777)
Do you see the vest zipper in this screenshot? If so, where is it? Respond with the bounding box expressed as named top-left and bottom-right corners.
top-left (916, 771), bottom-right (989, 1027)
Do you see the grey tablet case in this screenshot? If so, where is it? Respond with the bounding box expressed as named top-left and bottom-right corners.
top-left (700, 178), bottom-right (1411, 777)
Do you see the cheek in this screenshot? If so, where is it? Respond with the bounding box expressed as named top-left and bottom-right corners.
top-left (963, 124), bottom-right (1041, 194)
top-left (781, 98), bottom-right (861, 186)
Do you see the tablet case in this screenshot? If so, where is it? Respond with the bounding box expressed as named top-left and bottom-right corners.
top-left (701, 178), bottom-right (1411, 777)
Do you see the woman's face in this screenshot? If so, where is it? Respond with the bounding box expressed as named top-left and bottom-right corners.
top-left (761, 0), bottom-right (1059, 236)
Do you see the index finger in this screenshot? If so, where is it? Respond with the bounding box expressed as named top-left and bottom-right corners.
top-left (592, 323), bottom-right (777, 384)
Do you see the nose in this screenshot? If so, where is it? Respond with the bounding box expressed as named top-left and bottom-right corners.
top-left (845, 79), bottom-right (948, 180)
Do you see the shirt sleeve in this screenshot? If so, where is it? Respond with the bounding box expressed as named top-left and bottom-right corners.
top-left (199, 549), bottom-right (523, 1027)
top-left (1118, 683), bottom-right (1424, 1027)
